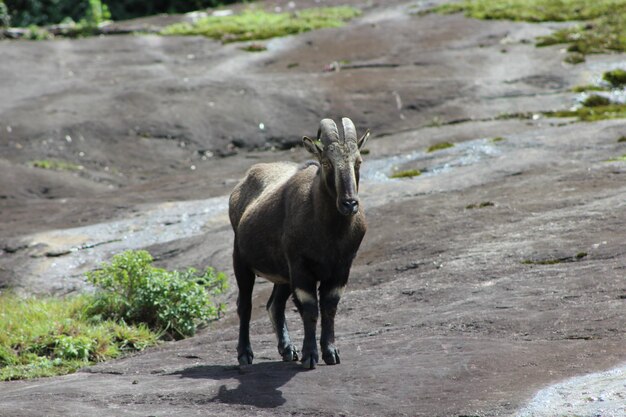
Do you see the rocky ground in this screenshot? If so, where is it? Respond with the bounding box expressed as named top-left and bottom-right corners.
top-left (0, 1), bottom-right (625, 416)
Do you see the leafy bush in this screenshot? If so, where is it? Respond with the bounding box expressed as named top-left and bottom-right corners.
top-left (581, 94), bottom-right (612, 107)
top-left (86, 250), bottom-right (227, 339)
top-left (0, 1), bottom-right (10, 27)
top-left (603, 69), bottom-right (626, 87)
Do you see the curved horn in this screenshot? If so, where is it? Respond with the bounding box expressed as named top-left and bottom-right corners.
top-left (317, 118), bottom-right (340, 147)
top-left (341, 117), bottom-right (357, 143)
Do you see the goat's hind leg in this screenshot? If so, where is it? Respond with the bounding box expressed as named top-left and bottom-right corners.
top-left (267, 284), bottom-right (299, 362)
top-left (234, 246), bottom-right (255, 365)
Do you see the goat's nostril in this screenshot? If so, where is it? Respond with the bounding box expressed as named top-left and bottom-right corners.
top-left (342, 199), bottom-right (359, 213)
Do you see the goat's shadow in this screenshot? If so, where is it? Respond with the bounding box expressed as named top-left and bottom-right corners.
top-left (170, 361), bottom-right (306, 408)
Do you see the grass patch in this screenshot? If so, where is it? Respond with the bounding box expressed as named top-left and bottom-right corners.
top-left (0, 293), bottom-right (157, 381)
top-left (161, 6), bottom-right (360, 42)
top-left (0, 250), bottom-right (227, 381)
top-left (390, 169), bottom-right (421, 178)
top-left (427, 142), bottom-right (454, 152)
top-left (430, 0), bottom-right (626, 56)
top-left (31, 159), bottom-right (82, 171)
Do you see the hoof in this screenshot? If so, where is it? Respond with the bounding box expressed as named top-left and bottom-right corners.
top-left (322, 348), bottom-right (340, 365)
top-left (301, 356), bottom-right (317, 369)
top-left (301, 351), bottom-right (318, 369)
top-left (238, 353), bottom-right (253, 366)
top-left (237, 347), bottom-right (254, 365)
top-left (281, 345), bottom-right (299, 362)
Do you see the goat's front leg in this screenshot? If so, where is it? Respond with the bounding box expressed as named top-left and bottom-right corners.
top-left (319, 282), bottom-right (344, 365)
top-left (291, 275), bottom-right (319, 369)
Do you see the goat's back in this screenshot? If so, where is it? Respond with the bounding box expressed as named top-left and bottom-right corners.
top-left (229, 162), bottom-right (299, 230)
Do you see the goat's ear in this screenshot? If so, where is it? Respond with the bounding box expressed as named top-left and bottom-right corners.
top-left (357, 130), bottom-right (370, 150)
top-left (303, 136), bottom-right (322, 157)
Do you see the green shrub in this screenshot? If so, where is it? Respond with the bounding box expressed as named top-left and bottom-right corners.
top-left (603, 69), bottom-right (626, 87)
top-left (54, 335), bottom-right (93, 361)
top-left (582, 94), bottom-right (612, 107)
top-left (86, 250), bottom-right (228, 339)
top-left (0, 1), bottom-right (10, 27)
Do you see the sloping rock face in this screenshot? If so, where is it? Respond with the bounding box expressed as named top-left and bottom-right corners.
top-left (0, 1), bottom-right (624, 416)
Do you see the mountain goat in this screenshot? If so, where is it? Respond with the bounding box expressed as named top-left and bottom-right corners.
top-left (229, 117), bottom-right (370, 369)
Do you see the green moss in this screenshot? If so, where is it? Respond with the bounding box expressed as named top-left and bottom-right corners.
top-left (161, 6), bottom-right (361, 42)
top-left (390, 169), bottom-right (421, 179)
top-left (570, 85), bottom-right (609, 93)
top-left (241, 43), bottom-right (267, 52)
top-left (427, 142), bottom-right (454, 152)
top-left (491, 136), bottom-right (505, 143)
top-left (31, 159), bottom-right (82, 171)
top-left (429, 1), bottom-right (626, 57)
top-left (431, 0), bottom-right (625, 22)
top-left (466, 201), bottom-right (495, 209)
top-left (618, 136), bottom-right (626, 142)
top-left (537, 13), bottom-right (626, 55)
top-left (544, 104), bottom-right (626, 121)
top-left (581, 94), bottom-right (612, 107)
top-left (602, 69), bottom-right (626, 87)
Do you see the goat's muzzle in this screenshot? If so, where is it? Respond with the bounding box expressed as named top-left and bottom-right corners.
top-left (339, 198), bottom-right (359, 216)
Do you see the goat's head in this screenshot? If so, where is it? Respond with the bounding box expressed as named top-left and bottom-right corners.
top-left (303, 118), bottom-right (370, 216)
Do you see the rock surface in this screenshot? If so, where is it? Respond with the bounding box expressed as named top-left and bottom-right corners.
top-left (0, 1), bottom-right (624, 416)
